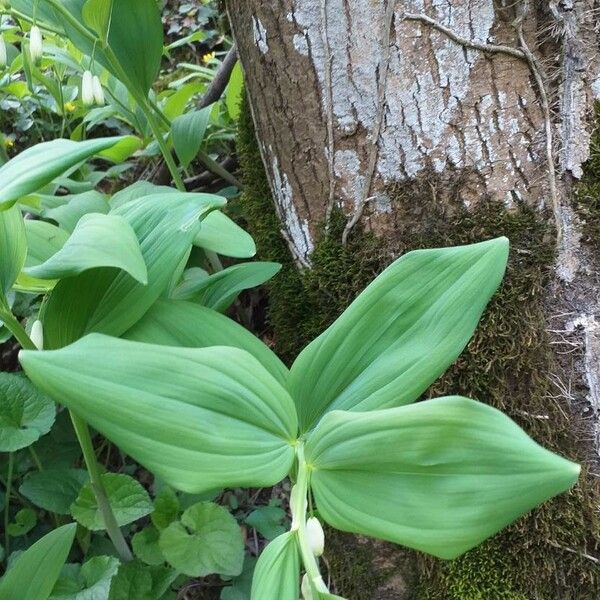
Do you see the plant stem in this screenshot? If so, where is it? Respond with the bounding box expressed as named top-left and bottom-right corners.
top-left (292, 444), bottom-right (329, 595)
top-left (29, 446), bottom-right (43, 472)
top-left (4, 452), bottom-right (14, 556)
top-left (0, 307), bottom-right (35, 350)
top-left (70, 413), bottom-right (133, 562)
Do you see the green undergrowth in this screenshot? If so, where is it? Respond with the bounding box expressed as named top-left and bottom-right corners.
top-left (237, 92), bottom-right (600, 599)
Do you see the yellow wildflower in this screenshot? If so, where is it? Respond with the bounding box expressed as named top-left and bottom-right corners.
top-left (3, 137), bottom-right (14, 149)
top-left (63, 101), bottom-right (76, 112)
top-left (202, 51), bottom-right (215, 64)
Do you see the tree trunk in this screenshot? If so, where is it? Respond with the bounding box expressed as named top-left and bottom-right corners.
top-left (228, 1), bottom-right (600, 598)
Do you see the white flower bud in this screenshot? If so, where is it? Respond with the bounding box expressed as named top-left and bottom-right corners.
top-left (29, 25), bottom-right (43, 64)
top-left (92, 75), bottom-right (105, 106)
top-left (30, 320), bottom-right (43, 350)
top-left (0, 34), bottom-right (7, 69)
top-left (306, 516), bottom-right (325, 557)
top-left (301, 574), bottom-right (313, 600)
top-left (81, 70), bottom-right (94, 106)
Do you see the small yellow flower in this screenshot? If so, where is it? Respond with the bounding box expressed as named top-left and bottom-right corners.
top-left (63, 101), bottom-right (76, 112)
top-left (3, 137), bottom-right (14, 149)
top-left (201, 51), bottom-right (215, 64)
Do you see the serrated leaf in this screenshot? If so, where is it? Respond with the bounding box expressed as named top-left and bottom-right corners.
top-left (20, 335), bottom-right (297, 494)
top-left (250, 531), bottom-right (299, 600)
top-left (123, 299), bottom-right (288, 386)
top-left (0, 523), bottom-right (76, 600)
top-left (288, 237), bottom-right (510, 432)
top-left (25, 213), bottom-right (147, 283)
top-left (41, 193), bottom-right (224, 348)
top-left (107, 560), bottom-right (153, 600)
top-left (159, 502), bottom-right (244, 577)
top-left (132, 526), bottom-right (164, 566)
top-left (71, 473), bottom-right (153, 531)
top-left (0, 372), bottom-right (55, 452)
top-left (193, 210), bottom-right (256, 258)
top-left (172, 262), bottom-right (280, 312)
top-left (0, 205), bottom-right (26, 300)
top-left (305, 397), bottom-right (581, 559)
top-left (20, 469), bottom-right (88, 514)
top-left (172, 106), bottom-right (211, 168)
top-left (0, 137), bottom-right (126, 210)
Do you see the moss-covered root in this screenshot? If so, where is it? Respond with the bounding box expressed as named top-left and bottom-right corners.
top-left (237, 90), bottom-right (600, 599)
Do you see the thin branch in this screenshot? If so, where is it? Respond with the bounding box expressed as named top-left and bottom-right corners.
top-left (199, 44), bottom-right (238, 109)
top-left (342, 0), bottom-right (396, 245)
top-left (322, 0), bottom-right (337, 233)
top-left (402, 12), bottom-right (526, 60)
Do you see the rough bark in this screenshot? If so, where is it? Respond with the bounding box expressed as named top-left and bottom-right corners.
top-left (228, 0), bottom-right (600, 597)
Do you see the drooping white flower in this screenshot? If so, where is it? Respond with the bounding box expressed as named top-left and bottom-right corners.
top-left (29, 25), bottom-right (43, 64)
top-left (306, 516), bottom-right (325, 557)
top-left (92, 75), bottom-right (104, 106)
top-left (81, 70), bottom-right (94, 106)
top-left (0, 34), bottom-right (7, 69)
top-left (30, 320), bottom-right (43, 350)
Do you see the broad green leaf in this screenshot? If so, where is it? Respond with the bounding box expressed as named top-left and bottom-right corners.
top-left (82, 0), bottom-right (113, 43)
top-left (97, 135), bottom-right (142, 163)
top-left (251, 531), bottom-right (299, 600)
top-left (0, 137), bottom-right (126, 210)
top-left (41, 193), bottom-right (223, 348)
top-left (221, 556), bottom-right (256, 600)
top-left (109, 181), bottom-right (175, 211)
top-left (0, 372), bottom-right (55, 451)
top-left (226, 62), bottom-right (243, 121)
top-left (24, 221), bottom-right (70, 266)
top-left (245, 505), bottom-right (286, 541)
top-left (132, 526), bottom-right (165, 566)
top-left (7, 508), bottom-right (37, 537)
top-left (20, 469), bottom-right (89, 514)
top-left (55, 0), bottom-right (163, 96)
top-left (151, 487), bottom-right (179, 530)
top-left (71, 473), bottom-right (153, 530)
top-left (162, 81), bottom-right (204, 120)
top-left (0, 523), bottom-right (76, 600)
top-left (193, 210), bottom-right (256, 258)
top-left (50, 555), bottom-right (120, 599)
top-left (25, 213), bottom-right (146, 283)
top-left (172, 106), bottom-right (212, 168)
top-left (159, 502), bottom-right (244, 577)
top-left (123, 299), bottom-right (288, 385)
top-left (289, 237), bottom-right (510, 432)
top-left (44, 191), bottom-right (109, 233)
top-left (305, 397), bottom-right (581, 559)
top-left (20, 335), bottom-right (298, 493)
top-left (0, 205), bottom-right (26, 300)
top-left (172, 262), bottom-right (281, 312)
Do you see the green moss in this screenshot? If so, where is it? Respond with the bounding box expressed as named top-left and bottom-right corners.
top-left (237, 93), bottom-right (600, 599)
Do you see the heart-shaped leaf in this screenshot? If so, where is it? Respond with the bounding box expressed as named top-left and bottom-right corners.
top-left (0, 372), bottom-right (55, 452)
top-left (159, 502), bottom-right (244, 577)
top-left (305, 397), bottom-right (580, 559)
top-left (288, 237), bottom-right (509, 432)
top-left (71, 472), bottom-right (153, 530)
top-left (20, 469), bottom-right (89, 514)
top-left (20, 335), bottom-right (298, 493)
